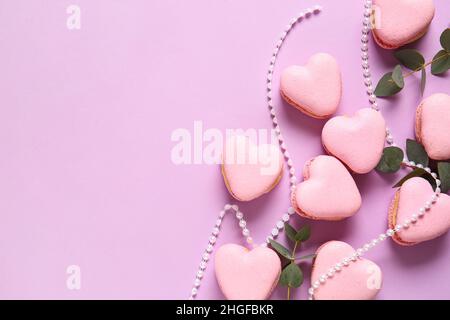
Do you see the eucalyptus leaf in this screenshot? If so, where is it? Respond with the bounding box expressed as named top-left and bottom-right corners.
top-left (376, 147), bottom-right (404, 173)
top-left (420, 69), bottom-right (426, 96)
top-left (284, 223), bottom-right (297, 243)
top-left (295, 225), bottom-right (311, 242)
top-left (438, 162), bottom-right (450, 193)
top-left (406, 139), bottom-right (429, 167)
top-left (269, 239), bottom-right (292, 260)
top-left (440, 28), bottom-right (450, 51)
top-left (392, 65), bottom-right (404, 88)
top-left (394, 49), bottom-right (425, 70)
top-left (393, 168), bottom-right (436, 188)
top-left (431, 50), bottom-right (450, 75)
top-left (279, 263), bottom-right (303, 288)
top-left (374, 72), bottom-right (403, 97)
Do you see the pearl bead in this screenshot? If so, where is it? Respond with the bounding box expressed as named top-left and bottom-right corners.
top-left (239, 220), bottom-right (246, 228)
top-left (386, 229), bottom-right (395, 237)
top-left (212, 227), bottom-right (220, 236)
top-left (236, 211), bottom-right (243, 219)
top-left (276, 221), bottom-right (284, 229)
top-left (436, 187), bottom-right (441, 194)
top-left (395, 224), bottom-right (402, 232)
top-left (282, 214), bottom-right (290, 222)
top-left (197, 270), bottom-right (204, 278)
top-left (206, 245), bottom-right (213, 253)
top-left (425, 167), bottom-right (431, 173)
top-left (242, 228), bottom-right (250, 237)
top-left (431, 172), bottom-right (438, 179)
top-left (379, 234), bottom-right (387, 241)
top-left (271, 228), bottom-right (279, 237)
top-left (288, 207), bottom-right (295, 214)
top-left (216, 219), bottom-right (222, 227)
top-left (313, 5), bottom-right (322, 12)
top-left (224, 204), bottom-right (231, 210)
top-left (202, 253), bottom-right (210, 261)
top-left (313, 283), bottom-right (319, 289)
top-left (191, 288), bottom-right (198, 296)
top-left (308, 288), bottom-right (315, 295)
top-left (194, 278), bottom-right (201, 287)
top-left (436, 180), bottom-right (441, 187)
top-left (209, 236), bottom-right (217, 244)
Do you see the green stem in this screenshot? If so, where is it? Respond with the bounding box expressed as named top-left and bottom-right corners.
top-left (287, 241), bottom-right (300, 301)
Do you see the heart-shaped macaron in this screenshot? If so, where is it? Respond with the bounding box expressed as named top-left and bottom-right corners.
top-left (291, 155), bottom-right (362, 220)
top-left (372, 0), bottom-right (435, 49)
top-left (388, 177), bottom-right (450, 246)
top-left (322, 108), bottom-right (386, 174)
top-left (312, 241), bottom-right (382, 300)
top-left (215, 244), bottom-right (281, 300)
top-left (280, 53), bottom-right (342, 119)
top-left (222, 135), bottom-right (283, 201)
top-left (415, 93), bottom-right (450, 161)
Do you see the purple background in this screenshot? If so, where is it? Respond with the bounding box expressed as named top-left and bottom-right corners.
top-left (0, 0), bottom-right (449, 299)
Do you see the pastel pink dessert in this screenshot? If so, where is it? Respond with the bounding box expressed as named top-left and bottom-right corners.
top-left (215, 244), bottom-right (281, 300)
top-left (372, 0), bottom-right (435, 49)
top-left (415, 93), bottom-right (450, 161)
top-left (322, 108), bottom-right (386, 174)
top-left (280, 53), bottom-right (342, 119)
top-left (388, 177), bottom-right (450, 246)
top-left (312, 241), bottom-right (382, 300)
top-left (291, 155), bottom-right (362, 221)
top-left (222, 135), bottom-right (283, 201)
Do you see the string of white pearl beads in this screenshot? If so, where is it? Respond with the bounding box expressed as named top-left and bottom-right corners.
top-left (360, 0), bottom-right (400, 148)
top-left (189, 204), bottom-right (253, 300)
top-left (261, 206), bottom-right (297, 247)
top-left (266, 5), bottom-right (322, 193)
top-left (308, 162), bottom-right (441, 300)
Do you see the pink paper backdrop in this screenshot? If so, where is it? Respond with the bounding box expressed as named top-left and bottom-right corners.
top-left (0, 0), bottom-right (449, 299)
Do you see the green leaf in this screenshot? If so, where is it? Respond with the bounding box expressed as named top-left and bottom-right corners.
top-left (420, 68), bottom-right (426, 96)
top-left (393, 168), bottom-right (435, 188)
top-left (269, 239), bottom-right (292, 260)
top-left (392, 65), bottom-right (404, 88)
top-left (438, 162), bottom-right (450, 193)
top-left (394, 49), bottom-right (425, 70)
top-left (376, 147), bottom-right (404, 173)
top-left (295, 225), bottom-right (311, 242)
top-left (284, 223), bottom-right (297, 243)
top-left (374, 72), bottom-right (403, 97)
top-left (431, 50), bottom-right (450, 75)
top-left (440, 28), bottom-right (450, 51)
top-left (406, 139), bottom-right (429, 167)
top-left (279, 263), bottom-right (303, 288)
top-left (295, 253), bottom-right (317, 261)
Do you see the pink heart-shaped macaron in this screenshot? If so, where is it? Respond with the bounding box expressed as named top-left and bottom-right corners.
top-left (215, 244), bottom-right (281, 300)
top-left (415, 93), bottom-right (450, 161)
top-left (292, 155), bottom-right (362, 221)
top-left (372, 0), bottom-right (435, 49)
top-left (389, 177), bottom-right (450, 246)
top-left (222, 135), bottom-right (283, 201)
top-left (280, 53), bottom-right (342, 119)
top-left (312, 241), bottom-right (382, 300)
top-left (322, 108), bottom-right (386, 174)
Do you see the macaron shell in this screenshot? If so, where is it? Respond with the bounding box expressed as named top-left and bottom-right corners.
top-left (372, 0), bottom-right (435, 49)
top-left (415, 93), bottom-right (450, 161)
top-left (322, 108), bottom-right (386, 174)
top-left (215, 244), bottom-right (281, 300)
top-left (312, 241), bottom-right (382, 300)
top-left (291, 155), bottom-right (362, 220)
top-left (222, 135), bottom-right (284, 201)
top-left (280, 53), bottom-right (342, 119)
top-left (388, 177), bottom-right (450, 246)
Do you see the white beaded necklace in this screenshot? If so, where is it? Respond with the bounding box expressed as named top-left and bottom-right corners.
top-left (189, 2), bottom-right (443, 301)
